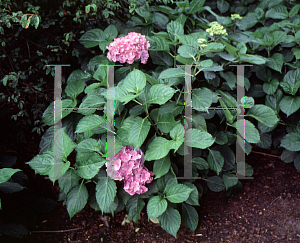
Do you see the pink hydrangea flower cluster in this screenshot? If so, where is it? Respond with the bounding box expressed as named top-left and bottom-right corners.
top-left (105, 145), bottom-right (153, 196)
top-left (106, 32), bottom-right (150, 64)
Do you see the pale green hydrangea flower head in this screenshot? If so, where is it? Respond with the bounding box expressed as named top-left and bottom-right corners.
top-left (206, 21), bottom-right (228, 36)
top-left (231, 14), bottom-right (243, 20)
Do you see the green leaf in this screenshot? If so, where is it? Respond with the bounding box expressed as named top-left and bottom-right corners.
top-left (170, 123), bottom-right (185, 141)
top-left (65, 79), bottom-right (85, 100)
top-left (26, 150), bottom-right (55, 175)
top-left (150, 51), bottom-right (173, 67)
top-left (159, 68), bottom-right (185, 79)
top-left (201, 43), bottom-right (225, 55)
top-left (178, 45), bottom-right (197, 58)
top-left (272, 31), bottom-right (287, 47)
top-left (157, 113), bottom-right (179, 134)
top-left (93, 66), bottom-right (106, 82)
top-left (0, 168), bottom-right (21, 184)
top-left (76, 114), bottom-right (106, 133)
top-left (266, 53), bottom-right (284, 73)
top-left (148, 36), bottom-right (170, 52)
top-left (167, 21), bottom-right (184, 40)
top-left (0, 181), bottom-right (23, 193)
top-left (219, 39), bottom-right (238, 57)
top-left (214, 145), bottom-right (235, 171)
top-left (126, 195), bottom-right (145, 223)
top-left (104, 25), bottom-right (118, 40)
top-left (78, 94), bottom-right (106, 116)
top-left (192, 88), bottom-right (213, 109)
top-left (237, 16), bottom-right (258, 30)
top-left (147, 84), bottom-right (176, 105)
top-left (215, 131), bottom-right (228, 145)
top-left (79, 29), bottom-right (105, 48)
top-left (153, 155), bottom-right (171, 179)
top-left (188, 0), bottom-right (205, 14)
top-left (256, 132), bottom-right (272, 149)
top-left (66, 184), bottom-right (88, 218)
top-left (182, 203), bottom-right (198, 233)
top-left (96, 177), bottom-right (117, 213)
top-left (147, 196), bottom-right (168, 219)
top-left (294, 153), bottom-right (300, 172)
top-left (85, 83), bottom-right (102, 94)
top-left (263, 79), bottom-right (279, 95)
top-left (42, 99), bottom-right (77, 126)
top-left (159, 101), bottom-right (184, 117)
top-left (238, 54), bottom-right (268, 64)
top-left (165, 184), bottom-right (193, 203)
top-left (185, 129), bottom-right (215, 149)
top-left (222, 173), bottom-right (238, 190)
top-left (246, 105), bottom-right (279, 127)
top-left (128, 117), bottom-right (151, 150)
top-left (57, 128), bottom-right (77, 158)
top-left (292, 48), bottom-right (300, 60)
top-left (280, 69), bottom-right (300, 95)
top-left (58, 169), bottom-right (80, 194)
top-left (235, 119), bottom-right (260, 144)
top-left (279, 96), bottom-right (300, 117)
top-left (207, 150), bottom-right (224, 175)
top-left (289, 4), bottom-right (300, 18)
top-left (217, 0), bottom-right (229, 13)
top-left (192, 157), bottom-right (209, 170)
top-left (158, 207), bottom-right (181, 238)
top-left (280, 150), bottom-right (297, 163)
top-left (144, 137), bottom-right (172, 161)
top-left (153, 12), bottom-right (169, 26)
top-left (280, 133), bottom-right (300, 151)
top-left (218, 98), bottom-right (235, 123)
top-left (182, 182), bottom-right (200, 206)
top-left (76, 153), bottom-right (106, 179)
top-left (168, 139), bottom-right (185, 153)
top-left (206, 176), bottom-right (225, 192)
top-left (266, 5), bottom-right (288, 19)
top-left (220, 72), bottom-right (236, 90)
top-left (157, 170), bottom-right (178, 193)
top-left (123, 69), bottom-right (146, 93)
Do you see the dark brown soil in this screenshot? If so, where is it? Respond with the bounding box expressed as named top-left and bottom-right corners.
top-left (1, 106), bottom-right (300, 243)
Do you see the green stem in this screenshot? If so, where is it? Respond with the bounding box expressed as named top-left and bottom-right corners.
top-left (129, 64), bottom-right (132, 72)
top-left (176, 86), bottom-right (185, 104)
top-left (133, 99), bottom-right (142, 106)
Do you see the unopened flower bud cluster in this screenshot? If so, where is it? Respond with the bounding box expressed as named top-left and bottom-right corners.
top-left (106, 32), bottom-right (150, 64)
top-left (197, 38), bottom-right (208, 48)
top-left (106, 145), bottom-right (153, 196)
top-left (206, 21), bottom-right (228, 36)
top-left (231, 14), bottom-right (243, 21)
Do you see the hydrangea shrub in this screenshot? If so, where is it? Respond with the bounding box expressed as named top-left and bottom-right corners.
top-left (26, 0), bottom-right (300, 238)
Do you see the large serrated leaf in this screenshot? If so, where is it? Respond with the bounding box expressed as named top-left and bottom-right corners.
top-left (147, 196), bottom-right (168, 219)
top-left (182, 203), bottom-right (198, 232)
top-left (126, 195), bottom-right (145, 223)
top-left (165, 184), bottom-right (193, 203)
top-left (158, 207), bottom-right (181, 238)
top-left (66, 184), bottom-right (88, 219)
top-left (96, 177), bottom-right (117, 213)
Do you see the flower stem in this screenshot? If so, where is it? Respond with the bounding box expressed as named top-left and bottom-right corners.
top-left (129, 64), bottom-right (132, 72)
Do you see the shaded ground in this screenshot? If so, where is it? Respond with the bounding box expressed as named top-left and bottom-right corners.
top-left (1, 107), bottom-right (300, 243)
